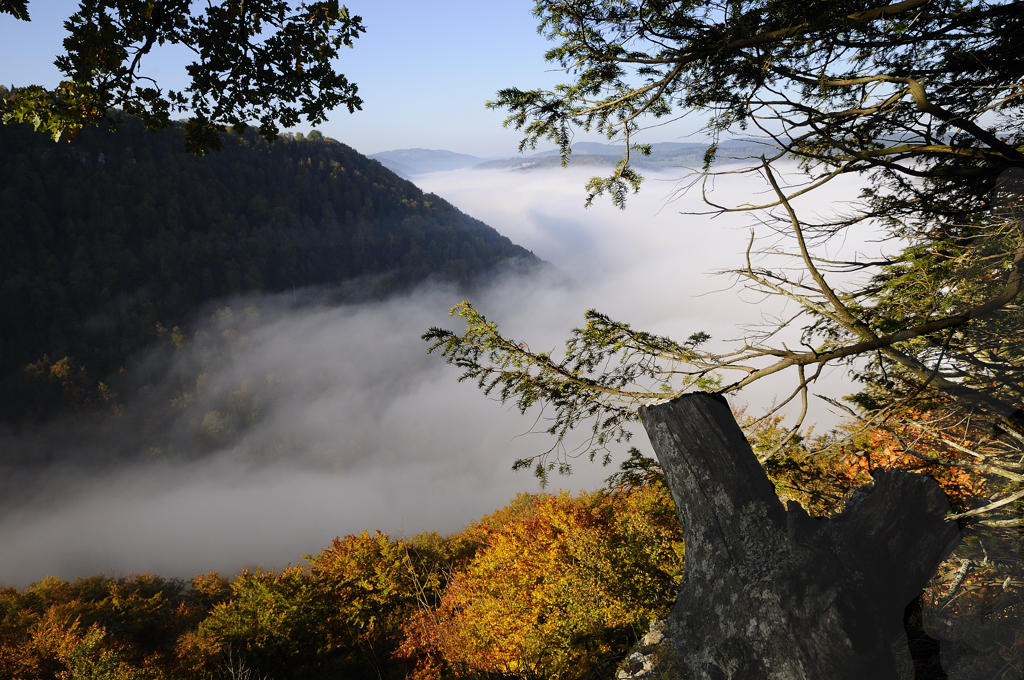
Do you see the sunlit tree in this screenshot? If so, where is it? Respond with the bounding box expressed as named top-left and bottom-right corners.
top-left (398, 487), bottom-right (684, 680)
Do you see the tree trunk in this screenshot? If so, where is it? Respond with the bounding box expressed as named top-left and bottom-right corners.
top-left (639, 393), bottom-right (961, 680)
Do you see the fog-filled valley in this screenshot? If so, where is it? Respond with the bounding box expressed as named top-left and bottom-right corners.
top-left (5, 2), bottom-right (1024, 677)
top-left (0, 154), bottom-right (871, 587)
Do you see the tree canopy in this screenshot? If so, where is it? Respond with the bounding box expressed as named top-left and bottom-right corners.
top-left (0, 0), bottom-right (364, 153)
top-left (0, 480), bottom-right (687, 680)
top-left (490, 0), bottom-right (1023, 210)
top-left (426, 0), bottom-right (1024, 520)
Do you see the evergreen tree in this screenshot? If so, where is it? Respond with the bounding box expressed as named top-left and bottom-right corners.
top-left (426, 0), bottom-right (1024, 512)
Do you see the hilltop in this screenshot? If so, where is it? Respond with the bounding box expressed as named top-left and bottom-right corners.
top-left (368, 148), bottom-right (486, 176)
top-left (474, 140), bottom-right (773, 172)
top-left (368, 140), bottom-right (774, 175)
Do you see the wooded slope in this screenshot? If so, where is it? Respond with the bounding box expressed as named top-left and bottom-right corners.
top-left (0, 120), bottom-right (535, 425)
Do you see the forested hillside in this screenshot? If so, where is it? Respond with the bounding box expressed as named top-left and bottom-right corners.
top-left (0, 119), bottom-right (535, 426)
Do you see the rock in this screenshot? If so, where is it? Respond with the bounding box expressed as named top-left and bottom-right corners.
top-left (642, 620), bottom-right (666, 647)
top-left (639, 393), bottom-right (961, 680)
top-left (616, 620), bottom-right (689, 680)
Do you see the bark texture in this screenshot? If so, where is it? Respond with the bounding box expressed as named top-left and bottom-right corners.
top-left (639, 393), bottom-right (961, 680)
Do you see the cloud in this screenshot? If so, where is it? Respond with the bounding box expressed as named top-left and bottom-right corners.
top-left (0, 164), bottom-right (874, 587)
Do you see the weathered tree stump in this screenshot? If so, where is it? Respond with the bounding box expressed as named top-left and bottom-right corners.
top-left (639, 393), bottom-right (961, 680)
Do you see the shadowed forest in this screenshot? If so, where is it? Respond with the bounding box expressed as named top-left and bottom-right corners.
top-left (0, 115), bottom-right (536, 431)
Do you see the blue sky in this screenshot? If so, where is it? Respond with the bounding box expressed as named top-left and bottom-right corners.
top-left (0, 0), bottom-right (702, 156)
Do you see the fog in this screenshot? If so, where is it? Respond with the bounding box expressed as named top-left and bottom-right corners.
top-left (0, 164), bottom-right (876, 587)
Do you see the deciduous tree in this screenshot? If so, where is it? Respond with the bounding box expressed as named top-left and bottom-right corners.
top-left (398, 488), bottom-right (684, 680)
top-left (0, 0), bottom-right (364, 153)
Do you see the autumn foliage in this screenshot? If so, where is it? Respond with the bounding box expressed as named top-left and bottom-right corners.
top-left (0, 572), bottom-right (228, 679)
top-left (398, 486), bottom-right (683, 680)
top-left (0, 473), bottom-right (681, 680)
top-left (4, 419), bottom-right (1022, 679)
top-left (739, 405), bottom-right (1001, 517)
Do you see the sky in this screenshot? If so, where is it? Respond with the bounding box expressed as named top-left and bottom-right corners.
top-left (0, 0), bottom-right (703, 157)
top-left (0, 2), bottom-right (876, 586)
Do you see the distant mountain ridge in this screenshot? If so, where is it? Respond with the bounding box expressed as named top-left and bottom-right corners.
top-left (369, 148), bottom-right (487, 176)
top-left (371, 140), bottom-right (774, 175)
